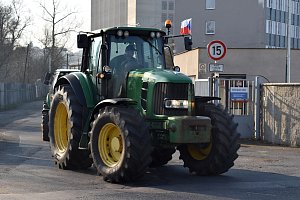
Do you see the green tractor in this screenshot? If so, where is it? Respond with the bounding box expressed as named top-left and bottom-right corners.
top-left (48, 26), bottom-right (240, 183)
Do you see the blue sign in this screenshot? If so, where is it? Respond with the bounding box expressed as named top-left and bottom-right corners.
top-left (230, 87), bottom-right (248, 101)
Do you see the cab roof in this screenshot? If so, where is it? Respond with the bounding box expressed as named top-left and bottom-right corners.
top-left (90, 26), bottom-right (166, 37)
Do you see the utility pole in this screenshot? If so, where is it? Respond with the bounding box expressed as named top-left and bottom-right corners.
top-left (286, 0), bottom-right (291, 83)
top-left (48, 53), bottom-right (52, 73)
top-left (66, 53), bottom-right (69, 69)
top-left (23, 44), bottom-right (30, 83)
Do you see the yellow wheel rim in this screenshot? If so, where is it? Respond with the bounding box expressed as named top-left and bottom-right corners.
top-left (99, 123), bottom-right (123, 167)
top-left (54, 102), bottom-right (69, 154)
top-left (187, 143), bottom-right (212, 161)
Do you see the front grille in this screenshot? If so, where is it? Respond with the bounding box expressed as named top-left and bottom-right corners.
top-left (153, 83), bottom-right (189, 116)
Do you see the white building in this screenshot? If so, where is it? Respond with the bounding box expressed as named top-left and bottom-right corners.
top-left (91, 0), bottom-right (175, 34)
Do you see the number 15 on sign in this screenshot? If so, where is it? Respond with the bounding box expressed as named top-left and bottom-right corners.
top-left (207, 40), bottom-right (227, 61)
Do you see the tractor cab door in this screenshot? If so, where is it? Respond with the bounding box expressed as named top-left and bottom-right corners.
top-left (88, 36), bottom-right (104, 101)
top-left (108, 40), bottom-right (139, 98)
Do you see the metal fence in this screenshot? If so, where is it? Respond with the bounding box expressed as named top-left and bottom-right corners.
top-left (0, 82), bottom-right (48, 110)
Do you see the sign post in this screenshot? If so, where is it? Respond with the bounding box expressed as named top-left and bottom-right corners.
top-left (207, 40), bottom-right (227, 97)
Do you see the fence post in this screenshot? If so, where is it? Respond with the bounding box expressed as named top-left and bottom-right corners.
top-left (0, 83), bottom-right (4, 109)
top-left (254, 76), bottom-right (261, 140)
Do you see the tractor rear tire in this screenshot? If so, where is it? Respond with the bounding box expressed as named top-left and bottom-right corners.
top-left (149, 147), bottom-right (176, 168)
top-left (89, 106), bottom-right (152, 183)
top-left (42, 101), bottom-right (50, 141)
top-left (177, 103), bottom-right (240, 175)
top-left (49, 85), bottom-right (92, 170)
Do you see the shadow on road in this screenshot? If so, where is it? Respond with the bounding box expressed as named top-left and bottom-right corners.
top-left (125, 165), bottom-right (300, 199)
top-left (0, 140), bottom-right (51, 168)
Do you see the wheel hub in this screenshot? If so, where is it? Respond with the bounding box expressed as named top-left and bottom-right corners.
top-left (99, 123), bottom-right (123, 167)
top-left (54, 102), bottom-right (69, 154)
top-left (187, 143), bottom-right (212, 161)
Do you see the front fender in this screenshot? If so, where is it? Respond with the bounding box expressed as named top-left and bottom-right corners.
top-left (91, 98), bottom-right (137, 119)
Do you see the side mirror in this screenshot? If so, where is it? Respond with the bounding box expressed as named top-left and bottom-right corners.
top-left (43, 72), bottom-right (52, 85)
top-left (184, 36), bottom-right (192, 51)
top-left (77, 34), bottom-right (89, 48)
top-left (163, 37), bottom-right (169, 44)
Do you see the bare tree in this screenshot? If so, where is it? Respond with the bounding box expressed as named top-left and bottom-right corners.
top-left (0, 0), bottom-right (30, 81)
top-left (39, 0), bottom-right (80, 72)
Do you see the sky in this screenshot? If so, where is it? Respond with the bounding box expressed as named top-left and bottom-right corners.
top-left (2, 0), bottom-right (91, 52)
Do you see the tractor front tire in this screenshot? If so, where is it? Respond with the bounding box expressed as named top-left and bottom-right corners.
top-left (49, 85), bottom-right (92, 170)
top-left (90, 106), bottom-right (152, 183)
top-left (42, 101), bottom-right (49, 141)
top-left (149, 147), bottom-right (176, 168)
top-left (177, 103), bottom-right (240, 175)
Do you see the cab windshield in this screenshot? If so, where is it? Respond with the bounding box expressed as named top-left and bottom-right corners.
top-left (108, 34), bottom-right (165, 70)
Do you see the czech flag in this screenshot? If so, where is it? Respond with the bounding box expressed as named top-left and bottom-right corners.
top-left (180, 18), bottom-right (192, 35)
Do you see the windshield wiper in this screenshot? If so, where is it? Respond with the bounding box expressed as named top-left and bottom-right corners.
top-left (142, 38), bottom-right (162, 55)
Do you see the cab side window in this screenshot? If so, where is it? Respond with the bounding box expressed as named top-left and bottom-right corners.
top-left (89, 37), bottom-right (102, 74)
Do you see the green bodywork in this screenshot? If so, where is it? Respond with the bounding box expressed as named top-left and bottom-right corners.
top-left (127, 68), bottom-right (193, 117)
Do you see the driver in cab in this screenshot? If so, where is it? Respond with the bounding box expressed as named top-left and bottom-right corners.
top-left (109, 44), bottom-right (140, 97)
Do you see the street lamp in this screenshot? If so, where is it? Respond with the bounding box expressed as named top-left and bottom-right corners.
top-left (66, 51), bottom-right (74, 69)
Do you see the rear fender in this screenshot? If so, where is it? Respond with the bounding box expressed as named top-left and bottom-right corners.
top-left (54, 72), bottom-right (96, 108)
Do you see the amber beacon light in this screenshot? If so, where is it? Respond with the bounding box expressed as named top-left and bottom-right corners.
top-left (165, 20), bottom-right (172, 35)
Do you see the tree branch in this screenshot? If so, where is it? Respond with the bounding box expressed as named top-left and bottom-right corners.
top-left (54, 11), bottom-right (76, 25)
top-left (39, 2), bottom-right (54, 19)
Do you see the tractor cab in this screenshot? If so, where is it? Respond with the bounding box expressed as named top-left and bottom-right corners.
top-left (78, 27), bottom-right (167, 98)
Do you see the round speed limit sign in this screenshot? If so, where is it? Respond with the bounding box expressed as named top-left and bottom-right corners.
top-left (207, 40), bottom-right (227, 61)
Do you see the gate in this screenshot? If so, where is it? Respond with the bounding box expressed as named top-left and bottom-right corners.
top-left (211, 78), bottom-right (256, 138)
top-left (195, 76), bottom-right (263, 138)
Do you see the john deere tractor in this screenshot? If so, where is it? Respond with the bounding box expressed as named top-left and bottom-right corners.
top-left (48, 25), bottom-right (240, 183)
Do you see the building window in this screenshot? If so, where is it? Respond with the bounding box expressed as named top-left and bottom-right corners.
top-left (280, 36), bottom-right (286, 47)
top-left (162, 1), bottom-right (167, 10)
top-left (206, 0), bottom-right (215, 10)
top-left (161, 13), bottom-right (167, 23)
top-left (206, 21), bottom-right (215, 34)
top-left (168, 13), bottom-right (174, 22)
top-left (169, 1), bottom-right (174, 10)
top-left (266, 0), bottom-right (271, 8)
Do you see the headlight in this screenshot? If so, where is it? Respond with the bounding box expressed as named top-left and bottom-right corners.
top-left (165, 99), bottom-right (188, 109)
top-left (150, 32), bottom-right (156, 38)
top-left (156, 32), bottom-right (161, 38)
top-left (117, 30), bottom-right (123, 37)
top-left (124, 31), bottom-right (129, 37)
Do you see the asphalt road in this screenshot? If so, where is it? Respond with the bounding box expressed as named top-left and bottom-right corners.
top-left (1, 100), bottom-right (300, 200)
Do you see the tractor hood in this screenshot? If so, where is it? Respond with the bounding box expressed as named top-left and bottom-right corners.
top-left (128, 68), bottom-right (192, 84)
